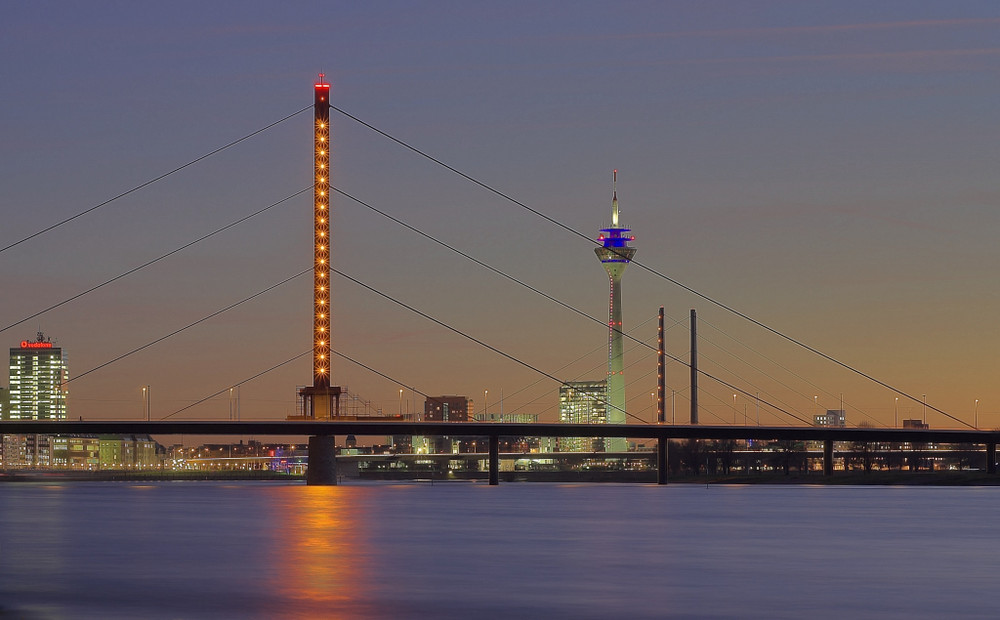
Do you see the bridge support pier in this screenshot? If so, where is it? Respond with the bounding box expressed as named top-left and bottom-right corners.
top-left (488, 435), bottom-right (499, 485)
top-left (657, 437), bottom-right (668, 485)
top-left (823, 439), bottom-right (834, 476)
top-left (988, 443), bottom-right (996, 475)
top-left (306, 435), bottom-right (337, 485)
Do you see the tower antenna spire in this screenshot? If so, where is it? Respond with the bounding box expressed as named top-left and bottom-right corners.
top-left (611, 169), bottom-right (619, 227)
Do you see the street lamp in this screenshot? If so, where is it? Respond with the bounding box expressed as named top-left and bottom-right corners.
top-left (894, 397), bottom-right (899, 428)
top-left (399, 388), bottom-right (403, 416)
top-left (975, 399), bottom-right (980, 430)
top-left (484, 390), bottom-right (488, 420)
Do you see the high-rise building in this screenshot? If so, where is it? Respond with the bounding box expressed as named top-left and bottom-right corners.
top-left (595, 171), bottom-right (636, 452)
top-left (558, 380), bottom-right (607, 452)
top-left (8, 332), bottom-right (67, 421)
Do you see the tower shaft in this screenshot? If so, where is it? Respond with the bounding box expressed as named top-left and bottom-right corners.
top-left (296, 76), bottom-right (342, 423)
top-left (314, 78), bottom-right (331, 388)
top-left (605, 270), bottom-right (627, 425)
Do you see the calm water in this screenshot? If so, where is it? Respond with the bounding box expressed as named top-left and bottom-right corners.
top-left (1, 481), bottom-right (998, 619)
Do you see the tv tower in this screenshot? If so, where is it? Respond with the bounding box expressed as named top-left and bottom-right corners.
top-left (595, 170), bottom-right (635, 452)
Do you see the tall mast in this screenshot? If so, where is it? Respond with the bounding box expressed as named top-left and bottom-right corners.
top-left (314, 74), bottom-right (331, 388)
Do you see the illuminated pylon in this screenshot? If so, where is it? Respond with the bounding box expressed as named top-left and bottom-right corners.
top-left (595, 170), bottom-right (636, 452)
top-left (314, 74), bottom-right (331, 387)
top-left (297, 74), bottom-right (341, 421)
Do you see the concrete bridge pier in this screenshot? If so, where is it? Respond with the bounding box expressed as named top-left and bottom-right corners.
top-left (657, 437), bottom-right (668, 484)
top-left (988, 443), bottom-right (996, 475)
top-left (306, 435), bottom-right (337, 485)
top-left (823, 439), bottom-right (834, 476)
top-left (488, 435), bottom-right (499, 485)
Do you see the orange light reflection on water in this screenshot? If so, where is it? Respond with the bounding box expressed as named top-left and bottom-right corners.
top-left (269, 486), bottom-right (368, 612)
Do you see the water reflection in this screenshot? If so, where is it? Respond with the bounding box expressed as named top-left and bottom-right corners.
top-left (0, 485), bottom-right (70, 582)
top-left (2, 483), bottom-right (999, 618)
top-left (269, 486), bottom-right (369, 614)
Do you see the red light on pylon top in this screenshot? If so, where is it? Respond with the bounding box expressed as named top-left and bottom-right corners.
top-left (315, 72), bottom-right (330, 88)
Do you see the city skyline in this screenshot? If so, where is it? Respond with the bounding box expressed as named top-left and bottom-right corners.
top-left (2, 3), bottom-right (999, 428)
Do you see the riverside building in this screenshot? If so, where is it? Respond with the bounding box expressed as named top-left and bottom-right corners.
top-left (7, 332), bottom-right (68, 421)
top-left (558, 380), bottom-right (608, 452)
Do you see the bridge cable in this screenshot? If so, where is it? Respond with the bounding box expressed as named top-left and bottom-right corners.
top-left (698, 316), bottom-right (887, 428)
top-left (697, 316), bottom-right (885, 427)
top-left (330, 266), bottom-right (647, 424)
top-left (67, 268), bottom-right (311, 385)
top-left (0, 105), bottom-right (311, 256)
top-left (1, 187), bottom-right (312, 335)
top-left (502, 313), bottom-right (669, 412)
top-left (333, 186), bottom-right (810, 425)
top-left (161, 350), bottom-right (312, 420)
top-left (330, 104), bottom-right (971, 429)
top-left (162, 345), bottom-right (444, 420)
top-left (327, 349), bottom-right (433, 403)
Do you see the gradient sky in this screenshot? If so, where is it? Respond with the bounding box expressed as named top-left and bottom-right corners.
top-left (2, 1), bottom-right (999, 431)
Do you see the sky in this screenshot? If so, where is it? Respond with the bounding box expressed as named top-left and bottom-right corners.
top-left (1, 1), bottom-right (998, 432)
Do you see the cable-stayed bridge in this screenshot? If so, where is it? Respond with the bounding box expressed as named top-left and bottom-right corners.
top-left (0, 77), bottom-right (991, 483)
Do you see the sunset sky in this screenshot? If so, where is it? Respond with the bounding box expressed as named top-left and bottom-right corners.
top-left (2, 2), bottom-right (998, 431)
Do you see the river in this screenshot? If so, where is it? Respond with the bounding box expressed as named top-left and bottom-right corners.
top-left (0, 481), bottom-right (996, 618)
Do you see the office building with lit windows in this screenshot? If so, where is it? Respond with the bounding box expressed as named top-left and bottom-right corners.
top-left (424, 396), bottom-right (471, 422)
top-left (418, 396), bottom-right (471, 454)
top-left (558, 380), bottom-right (607, 452)
top-left (814, 409), bottom-right (846, 427)
top-left (8, 333), bottom-right (68, 421)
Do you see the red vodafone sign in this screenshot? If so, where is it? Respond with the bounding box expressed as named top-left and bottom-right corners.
top-left (20, 341), bottom-right (53, 349)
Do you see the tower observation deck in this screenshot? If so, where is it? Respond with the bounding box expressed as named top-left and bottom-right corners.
top-left (595, 171), bottom-right (635, 452)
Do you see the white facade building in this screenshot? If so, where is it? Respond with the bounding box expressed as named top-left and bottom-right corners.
top-left (8, 333), bottom-right (68, 421)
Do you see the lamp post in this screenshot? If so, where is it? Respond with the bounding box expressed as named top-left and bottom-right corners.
top-left (484, 390), bottom-right (488, 420)
top-left (398, 388), bottom-right (403, 416)
top-left (975, 399), bottom-right (980, 430)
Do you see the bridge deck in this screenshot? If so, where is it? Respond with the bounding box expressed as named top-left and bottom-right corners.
top-left (0, 420), bottom-right (997, 445)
